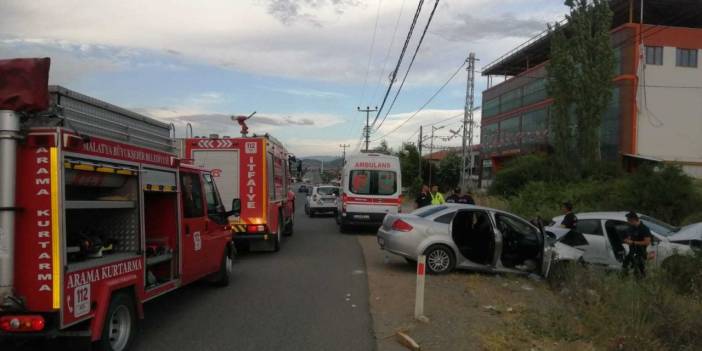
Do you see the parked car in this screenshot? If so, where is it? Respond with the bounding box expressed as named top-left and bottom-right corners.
top-left (305, 185), bottom-right (339, 217)
top-left (298, 184), bottom-right (309, 193)
top-left (377, 204), bottom-right (583, 276)
top-left (550, 212), bottom-right (694, 269)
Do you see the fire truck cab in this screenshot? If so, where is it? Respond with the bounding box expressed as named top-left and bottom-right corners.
top-left (180, 133), bottom-right (295, 252)
top-left (0, 59), bottom-right (234, 351)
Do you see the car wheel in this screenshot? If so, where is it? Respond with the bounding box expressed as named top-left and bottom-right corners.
top-left (309, 209), bottom-right (315, 218)
top-left (424, 245), bottom-right (455, 274)
top-left (95, 293), bottom-right (136, 351)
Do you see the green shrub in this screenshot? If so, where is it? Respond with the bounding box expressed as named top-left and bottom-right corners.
top-left (489, 154), bottom-right (556, 197)
top-left (613, 165), bottom-right (702, 224)
top-left (529, 264), bottom-right (702, 350)
top-left (681, 212), bottom-right (702, 226)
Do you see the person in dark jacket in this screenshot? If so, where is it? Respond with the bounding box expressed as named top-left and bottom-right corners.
top-left (622, 211), bottom-right (652, 278)
top-left (415, 185), bottom-right (432, 208)
top-left (561, 202), bottom-right (577, 229)
top-left (446, 187), bottom-right (476, 205)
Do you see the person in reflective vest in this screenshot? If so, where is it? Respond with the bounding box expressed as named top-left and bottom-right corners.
top-left (430, 185), bottom-right (445, 205)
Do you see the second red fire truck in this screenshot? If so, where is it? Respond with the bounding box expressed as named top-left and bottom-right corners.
top-left (179, 120), bottom-right (295, 252)
top-left (0, 58), bottom-right (235, 351)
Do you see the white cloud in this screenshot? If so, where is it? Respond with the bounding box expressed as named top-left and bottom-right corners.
top-left (0, 0), bottom-right (565, 83)
top-left (264, 86), bottom-right (347, 99)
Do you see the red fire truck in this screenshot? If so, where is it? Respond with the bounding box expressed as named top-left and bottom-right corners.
top-left (179, 123), bottom-right (295, 252)
top-left (0, 59), bottom-right (235, 351)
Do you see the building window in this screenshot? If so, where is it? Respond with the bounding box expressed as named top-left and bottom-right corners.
top-left (645, 46), bottom-right (663, 65)
top-left (522, 78), bottom-right (547, 106)
top-left (500, 89), bottom-right (522, 114)
top-left (676, 48), bottom-right (698, 68)
top-left (499, 117), bottom-right (520, 147)
top-left (481, 123), bottom-right (498, 149)
top-left (483, 97), bottom-right (500, 118)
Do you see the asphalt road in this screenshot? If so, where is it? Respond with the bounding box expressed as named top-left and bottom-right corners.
top-left (3, 194), bottom-right (375, 351)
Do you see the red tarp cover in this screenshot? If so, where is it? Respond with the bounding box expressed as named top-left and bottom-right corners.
top-left (0, 57), bottom-right (50, 112)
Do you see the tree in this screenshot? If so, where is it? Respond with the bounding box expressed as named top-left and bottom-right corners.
top-left (372, 140), bottom-right (392, 154)
top-left (437, 152), bottom-right (461, 190)
top-left (547, 0), bottom-right (615, 175)
top-left (397, 143), bottom-right (421, 193)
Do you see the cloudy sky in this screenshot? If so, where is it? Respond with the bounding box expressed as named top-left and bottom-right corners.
top-left (0, 0), bottom-right (565, 157)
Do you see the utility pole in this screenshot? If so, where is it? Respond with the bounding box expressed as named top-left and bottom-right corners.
top-left (418, 126), bottom-right (423, 182)
top-left (339, 144), bottom-right (350, 163)
top-left (461, 53), bottom-right (477, 191)
top-left (428, 125), bottom-right (444, 186)
top-left (357, 106), bottom-right (378, 152)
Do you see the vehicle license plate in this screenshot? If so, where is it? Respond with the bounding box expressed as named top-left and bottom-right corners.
top-left (355, 214), bottom-right (370, 220)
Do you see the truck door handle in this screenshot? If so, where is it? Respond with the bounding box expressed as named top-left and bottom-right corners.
top-left (185, 224), bottom-right (190, 235)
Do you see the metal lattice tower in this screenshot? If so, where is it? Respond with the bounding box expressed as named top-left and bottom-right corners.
top-left (461, 53), bottom-right (477, 191)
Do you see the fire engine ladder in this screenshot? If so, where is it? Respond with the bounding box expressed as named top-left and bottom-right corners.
top-left (47, 86), bottom-right (176, 154)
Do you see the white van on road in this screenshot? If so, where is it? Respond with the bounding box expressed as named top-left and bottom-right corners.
top-left (336, 153), bottom-right (402, 232)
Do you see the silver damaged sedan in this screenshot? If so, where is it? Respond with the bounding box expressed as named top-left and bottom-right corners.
top-left (377, 204), bottom-right (583, 275)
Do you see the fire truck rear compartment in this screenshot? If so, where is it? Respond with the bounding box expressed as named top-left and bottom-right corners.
top-left (143, 190), bottom-right (178, 287)
top-left (64, 162), bottom-right (140, 270)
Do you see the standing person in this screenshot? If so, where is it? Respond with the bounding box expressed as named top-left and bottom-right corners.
top-left (430, 185), bottom-right (445, 205)
top-left (622, 212), bottom-right (652, 278)
top-left (461, 189), bottom-right (476, 205)
top-left (446, 188), bottom-right (462, 203)
top-left (415, 185), bottom-right (432, 209)
top-left (446, 187), bottom-right (476, 205)
top-left (560, 202), bottom-right (577, 229)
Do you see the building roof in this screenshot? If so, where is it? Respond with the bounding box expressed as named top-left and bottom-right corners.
top-left (423, 145), bottom-right (481, 161)
top-left (482, 0), bottom-right (702, 77)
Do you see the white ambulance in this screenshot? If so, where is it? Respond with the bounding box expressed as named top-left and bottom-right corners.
top-left (336, 153), bottom-right (402, 232)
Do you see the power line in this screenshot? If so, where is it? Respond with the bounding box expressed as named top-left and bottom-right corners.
top-left (371, 0), bottom-right (408, 103)
top-left (372, 59), bottom-right (466, 141)
top-left (375, 0), bottom-right (442, 131)
top-left (370, 0), bottom-right (425, 129)
top-left (358, 0), bottom-right (384, 106)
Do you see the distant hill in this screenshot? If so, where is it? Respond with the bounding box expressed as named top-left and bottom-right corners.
top-left (303, 155), bottom-right (339, 162)
top-left (301, 157), bottom-right (343, 170)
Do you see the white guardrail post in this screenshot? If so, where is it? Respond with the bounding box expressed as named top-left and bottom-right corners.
top-left (414, 255), bottom-right (426, 320)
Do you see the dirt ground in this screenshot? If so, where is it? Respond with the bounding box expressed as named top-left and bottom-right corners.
top-left (358, 235), bottom-right (588, 351)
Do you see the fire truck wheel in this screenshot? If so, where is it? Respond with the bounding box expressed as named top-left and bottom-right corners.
top-left (284, 216), bottom-right (294, 237)
top-left (211, 249), bottom-right (232, 287)
top-left (273, 216), bottom-right (282, 252)
top-left (96, 292), bottom-right (137, 351)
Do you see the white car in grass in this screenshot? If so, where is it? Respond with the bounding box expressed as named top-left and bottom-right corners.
top-left (305, 185), bottom-right (339, 217)
top-left (550, 212), bottom-right (693, 269)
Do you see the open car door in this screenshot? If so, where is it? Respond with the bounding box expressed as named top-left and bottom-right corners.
top-left (450, 210), bottom-right (500, 267)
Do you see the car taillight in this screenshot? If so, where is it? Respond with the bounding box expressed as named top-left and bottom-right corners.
top-left (0, 315), bottom-right (45, 332)
top-left (341, 193), bottom-right (348, 211)
top-left (391, 219), bottom-right (413, 232)
top-left (247, 225), bottom-right (267, 233)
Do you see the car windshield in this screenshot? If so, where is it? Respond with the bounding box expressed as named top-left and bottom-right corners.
top-left (412, 206), bottom-right (448, 218)
top-left (317, 187), bottom-right (337, 196)
top-left (640, 215), bottom-right (678, 236)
